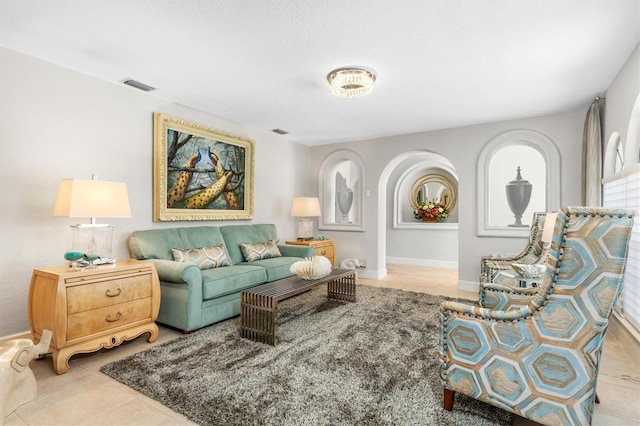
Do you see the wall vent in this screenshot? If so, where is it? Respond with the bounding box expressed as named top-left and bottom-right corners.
top-left (271, 128), bottom-right (289, 135)
top-left (121, 78), bottom-right (156, 92)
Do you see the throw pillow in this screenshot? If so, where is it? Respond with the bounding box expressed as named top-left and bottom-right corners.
top-left (240, 240), bottom-right (282, 262)
top-left (171, 245), bottom-right (231, 270)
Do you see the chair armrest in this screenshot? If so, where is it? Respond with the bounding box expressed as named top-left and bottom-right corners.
top-left (480, 257), bottom-right (519, 283)
top-left (278, 244), bottom-right (315, 258)
top-left (145, 259), bottom-right (202, 285)
top-left (480, 283), bottom-right (541, 310)
top-left (480, 252), bottom-right (543, 282)
top-left (481, 283), bottom-right (539, 294)
top-left (441, 300), bottom-right (531, 321)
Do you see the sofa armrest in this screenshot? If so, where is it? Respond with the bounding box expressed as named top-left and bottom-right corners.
top-left (278, 244), bottom-right (315, 258)
top-left (145, 259), bottom-right (202, 285)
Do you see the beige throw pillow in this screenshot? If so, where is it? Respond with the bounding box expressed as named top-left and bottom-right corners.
top-left (239, 240), bottom-right (282, 262)
top-left (171, 245), bottom-right (231, 270)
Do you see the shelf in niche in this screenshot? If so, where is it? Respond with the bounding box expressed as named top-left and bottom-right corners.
top-left (394, 222), bottom-right (459, 230)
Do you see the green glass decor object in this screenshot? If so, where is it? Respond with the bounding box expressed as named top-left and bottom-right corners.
top-left (63, 251), bottom-right (84, 262)
top-left (64, 251), bottom-right (85, 270)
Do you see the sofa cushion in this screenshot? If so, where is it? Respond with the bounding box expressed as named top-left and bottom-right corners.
top-left (128, 226), bottom-right (226, 260)
top-left (171, 245), bottom-right (231, 270)
top-left (248, 257), bottom-right (300, 282)
top-left (240, 240), bottom-right (282, 262)
top-left (220, 224), bottom-right (279, 265)
top-left (201, 264), bottom-right (267, 300)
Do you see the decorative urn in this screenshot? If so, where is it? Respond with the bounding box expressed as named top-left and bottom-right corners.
top-left (505, 166), bottom-right (532, 227)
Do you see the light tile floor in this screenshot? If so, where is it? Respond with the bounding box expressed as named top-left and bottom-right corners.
top-left (5, 264), bottom-right (639, 425)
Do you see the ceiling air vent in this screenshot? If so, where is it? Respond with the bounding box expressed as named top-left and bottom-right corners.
top-left (271, 128), bottom-right (289, 135)
top-left (121, 78), bottom-right (156, 92)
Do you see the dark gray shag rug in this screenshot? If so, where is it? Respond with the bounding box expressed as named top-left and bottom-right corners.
top-left (101, 285), bottom-right (512, 425)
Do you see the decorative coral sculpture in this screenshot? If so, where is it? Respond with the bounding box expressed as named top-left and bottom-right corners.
top-left (290, 256), bottom-right (332, 280)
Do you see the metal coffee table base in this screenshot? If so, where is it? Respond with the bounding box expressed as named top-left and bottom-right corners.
top-left (240, 269), bottom-right (356, 345)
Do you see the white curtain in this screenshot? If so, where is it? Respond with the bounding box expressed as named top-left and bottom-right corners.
top-left (582, 100), bottom-right (602, 206)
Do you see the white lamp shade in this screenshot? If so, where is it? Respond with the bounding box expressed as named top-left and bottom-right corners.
top-left (290, 197), bottom-right (321, 217)
top-left (541, 212), bottom-right (557, 244)
top-left (54, 179), bottom-right (132, 218)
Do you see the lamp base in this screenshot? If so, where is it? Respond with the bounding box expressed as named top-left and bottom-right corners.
top-left (297, 219), bottom-right (314, 240)
top-left (70, 224), bottom-right (114, 258)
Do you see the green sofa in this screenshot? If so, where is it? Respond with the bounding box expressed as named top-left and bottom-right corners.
top-left (127, 224), bottom-right (314, 332)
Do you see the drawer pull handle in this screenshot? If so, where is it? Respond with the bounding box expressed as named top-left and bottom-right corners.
top-left (105, 288), bottom-right (122, 297)
top-left (105, 312), bottom-right (122, 323)
top-left (321, 250), bottom-right (326, 255)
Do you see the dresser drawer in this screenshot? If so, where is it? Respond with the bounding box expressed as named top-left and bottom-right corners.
top-left (67, 274), bottom-right (152, 314)
top-left (315, 244), bottom-right (334, 260)
top-left (67, 297), bottom-right (152, 340)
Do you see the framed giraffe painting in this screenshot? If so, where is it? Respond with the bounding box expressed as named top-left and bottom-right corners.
top-left (153, 113), bottom-right (255, 221)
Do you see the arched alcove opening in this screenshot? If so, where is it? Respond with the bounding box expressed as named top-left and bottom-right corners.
top-left (318, 150), bottom-right (365, 232)
top-left (378, 150), bottom-right (459, 274)
top-left (393, 155), bottom-right (459, 228)
top-left (603, 132), bottom-right (623, 177)
top-left (477, 129), bottom-right (561, 237)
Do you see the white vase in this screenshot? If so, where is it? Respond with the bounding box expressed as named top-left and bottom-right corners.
top-left (336, 188), bottom-right (353, 223)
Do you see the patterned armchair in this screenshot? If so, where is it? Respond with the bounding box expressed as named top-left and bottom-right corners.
top-left (480, 212), bottom-right (547, 284)
top-left (440, 207), bottom-right (634, 425)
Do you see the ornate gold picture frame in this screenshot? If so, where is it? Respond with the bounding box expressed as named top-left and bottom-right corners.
top-left (153, 113), bottom-right (254, 221)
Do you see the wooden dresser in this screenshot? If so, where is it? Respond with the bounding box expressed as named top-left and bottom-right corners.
top-left (285, 239), bottom-right (336, 266)
top-left (28, 259), bottom-right (160, 374)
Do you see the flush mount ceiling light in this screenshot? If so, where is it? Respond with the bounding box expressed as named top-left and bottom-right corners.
top-left (326, 67), bottom-right (376, 99)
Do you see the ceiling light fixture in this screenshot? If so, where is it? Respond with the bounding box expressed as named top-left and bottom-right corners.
top-left (326, 67), bottom-right (376, 99)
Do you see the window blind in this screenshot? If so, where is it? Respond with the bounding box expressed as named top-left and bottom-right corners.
top-left (603, 165), bottom-right (640, 331)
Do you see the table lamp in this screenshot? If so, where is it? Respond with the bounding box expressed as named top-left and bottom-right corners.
top-left (290, 197), bottom-right (321, 240)
top-left (53, 175), bottom-right (131, 261)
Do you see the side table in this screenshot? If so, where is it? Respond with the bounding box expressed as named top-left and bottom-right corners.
top-left (285, 239), bottom-right (336, 266)
top-left (28, 259), bottom-right (160, 374)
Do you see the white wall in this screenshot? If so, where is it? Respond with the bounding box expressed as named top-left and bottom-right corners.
top-left (310, 110), bottom-right (585, 284)
top-left (604, 43), bottom-right (640, 158)
top-left (0, 48), bottom-right (311, 336)
top-left (5, 41), bottom-right (635, 336)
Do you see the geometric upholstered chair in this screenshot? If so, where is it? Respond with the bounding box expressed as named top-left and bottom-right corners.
top-left (440, 207), bottom-right (634, 425)
top-left (479, 211), bottom-right (547, 284)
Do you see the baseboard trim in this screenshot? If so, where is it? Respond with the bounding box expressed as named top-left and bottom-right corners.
top-left (457, 280), bottom-right (479, 293)
top-left (386, 257), bottom-right (458, 269)
top-left (0, 330), bottom-right (31, 346)
top-left (357, 268), bottom-right (386, 279)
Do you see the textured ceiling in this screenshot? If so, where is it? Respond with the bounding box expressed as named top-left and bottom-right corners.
top-left (1, 0), bottom-right (638, 146)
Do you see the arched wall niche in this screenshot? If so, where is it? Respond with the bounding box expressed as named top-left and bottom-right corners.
top-left (393, 153), bottom-right (459, 229)
top-left (318, 149), bottom-right (365, 232)
top-left (603, 93), bottom-right (640, 179)
top-left (603, 132), bottom-right (623, 177)
top-left (477, 129), bottom-right (561, 237)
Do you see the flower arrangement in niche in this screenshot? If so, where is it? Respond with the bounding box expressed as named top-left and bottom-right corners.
top-left (414, 198), bottom-right (450, 222)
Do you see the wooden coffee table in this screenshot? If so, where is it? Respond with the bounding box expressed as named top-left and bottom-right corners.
top-left (240, 269), bottom-right (356, 345)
